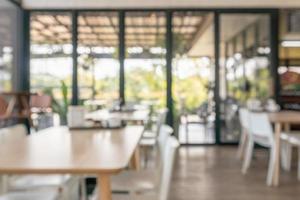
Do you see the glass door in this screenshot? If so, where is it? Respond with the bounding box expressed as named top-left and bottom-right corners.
top-left (219, 13), bottom-right (272, 143)
top-left (172, 11), bottom-right (216, 144)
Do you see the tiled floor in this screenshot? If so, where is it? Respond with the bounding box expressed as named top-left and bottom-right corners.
top-left (169, 146), bottom-right (300, 200)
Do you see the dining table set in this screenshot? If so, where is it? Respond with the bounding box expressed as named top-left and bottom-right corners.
top-left (238, 98), bottom-right (300, 187)
top-left (0, 105), bottom-right (154, 200)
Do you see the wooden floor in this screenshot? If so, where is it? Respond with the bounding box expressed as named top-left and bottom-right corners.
top-left (169, 146), bottom-right (300, 200)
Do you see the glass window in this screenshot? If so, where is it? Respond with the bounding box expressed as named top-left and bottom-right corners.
top-left (0, 0), bottom-right (21, 92)
top-left (30, 12), bottom-right (73, 100)
top-left (77, 12), bottom-right (119, 107)
top-left (172, 11), bottom-right (215, 144)
top-left (220, 14), bottom-right (271, 143)
top-left (125, 12), bottom-right (166, 107)
top-left (279, 10), bottom-right (300, 111)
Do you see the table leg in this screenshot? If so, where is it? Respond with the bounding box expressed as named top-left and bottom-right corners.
top-left (284, 123), bottom-right (290, 132)
top-left (130, 147), bottom-right (140, 171)
top-left (273, 122), bottom-right (282, 186)
top-left (97, 174), bottom-right (112, 200)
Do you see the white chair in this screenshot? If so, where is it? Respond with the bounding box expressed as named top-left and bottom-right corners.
top-left (108, 125), bottom-right (173, 194)
top-left (280, 132), bottom-right (300, 180)
top-left (0, 124), bottom-right (80, 200)
top-left (237, 108), bottom-right (250, 160)
top-left (246, 98), bottom-right (262, 111)
top-left (280, 133), bottom-right (295, 172)
top-left (140, 125), bottom-right (173, 149)
top-left (91, 136), bottom-right (179, 200)
top-left (140, 108), bottom-right (168, 167)
top-left (142, 108), bottom-right (168, 139)
top-left (242, 112), bottom-right (276, 186)
top-left (79, 125), bottom-right (173, 200)
top-left (129, 136), bottom-right (179, 200)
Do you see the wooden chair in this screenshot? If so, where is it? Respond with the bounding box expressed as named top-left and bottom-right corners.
top-left (0, 92), bottom-right (33, 128)
top-left (0, 97), bottom-right (8, 116)
top-left (30, 94), bottom-right (52, 113)
top-left (0, 97), bottom-right (9, 126)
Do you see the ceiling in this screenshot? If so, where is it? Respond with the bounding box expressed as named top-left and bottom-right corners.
top-left (30, 12), bottom-right (206, 50)
top-left (189, 14), bottom-right (265, 57)
top-left (30, 11), bottom-right (270, 59)
top-left (22, 0), bottom-right (300, 9)
top-left (0, 1), bottom-right (18, 48)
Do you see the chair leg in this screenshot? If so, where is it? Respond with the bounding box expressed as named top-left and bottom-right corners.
top-left (267, 147), bottom-right (276, 186)
top-left (143, 147), bottom-right (149, 169)
top-left (80, 176), bottom-right (87, 200)
top-left (242, 138), bottom-right (254, 174)
top-left (237, 131), bottom-right (247, 160)
top-left (185, 122), bottom-right (189, 143)
top-left (281, 141), bottom-right (292, 172)
top-left (0, 175), bottom-right (8, 195)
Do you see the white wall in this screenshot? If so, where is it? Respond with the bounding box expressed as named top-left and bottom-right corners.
top-left (23, 0), bottom-right (300, 9)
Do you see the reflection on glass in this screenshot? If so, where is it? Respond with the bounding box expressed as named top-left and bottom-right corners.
top-left (278, 10), bottom-right (300, 111)
top-left (0, 1), bottom-right (20, 92)
top-left (172, 11), bottom-right (215, 144)
top-left (220, 14), bottom-right (271, 142)
top-left (77, 12), bottom-right (119, 106)
top-left (30, 12), bottom-right (73, 100)
top-left (125, 12), bottom-right (166, 107)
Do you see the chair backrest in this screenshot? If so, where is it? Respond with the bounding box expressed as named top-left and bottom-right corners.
top-left (248, 112), bottom-right (274, 145)
top-left (158, 125), bottom-right (173, 151)
top-left (0, 124), bottom-right (27, 143)
top-left (247, 98), bottom-right (262, 111)
top-left (238, 108), bottom-right (249, 130)
top-left (0, 96), bottom-right (8, 116)
top-left (30, 94), bottom-right (52, 110)
top-left (158, 136), bottom-right (180, 200)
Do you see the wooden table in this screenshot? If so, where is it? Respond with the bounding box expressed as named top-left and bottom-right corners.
top-left (86, 109), bottom-right (150, 124)
top-left (269, 111), bottom-right (300, 186)
top-left (0, 126), bottom-right (144, 200)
